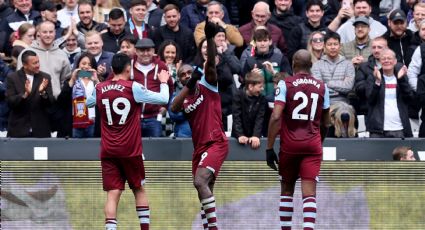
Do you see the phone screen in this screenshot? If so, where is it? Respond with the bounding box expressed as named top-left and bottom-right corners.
top-left (77, 70), bottom-right (93, 79)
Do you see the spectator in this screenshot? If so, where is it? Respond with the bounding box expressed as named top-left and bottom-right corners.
top-left (76, 0), bottom-right (108, 48)
top-left (11, 23), bottom-right (35, 63)
top-left (242, 27), bottom-right (292, 96)
top-left (355, 36), bottom-right (393, 115)
top-left (82, 30), bottom-right (114, 81)
top-left (0, 0), bottom-right (13, 26)
top-left (269, 0), bottom-right (302, 43)
top-left (232, 71), bottom-right (266, 149)
top-left (340, 16), bottom-right (372, 67)
top-left (132, 38), bottom-right (174, 137)
top-left (57, 0), bottom-right (80, 29)
top-left (366, 49), bottom-right (414, 138)
top-left (70, 53), bottom-right (100, 138)
top-left (392, 146), bottom-right (417, 160)
top-left (151, 4), bottom-right (196, 63)
top-left (383, 9), bottom-right (415, 66)
top-left (180, 0), bottom-right (230, 32)
top-left (17, 21), bottom-right (71, 99)
top-left (335, 0), bottom-right (387, 43)
top-left (417, 62), bottom-right (425, 136)
top-left (238, 1), bottom-right (287, 54)
top-left (193, 36), bottom-right (238, 131)
top-left (312, 31), bottom-right (355, 104)
top-left (194, 1), bottom-right (243, 48)
top-left (286, 0), bottom-right (328, 63)
top-left (307, 31), bottom-right (325, 64)
top-left (37, 1), bottom-right (64, 39)
top-left (408, 2), bottom-right (425, 32)
top-left (168, 64), bottom-right (192, 137)
top-left (62, 28), bottom-right (82, 68)
top-left (407, 34), bottom-right (425, 92)
top-left (125, 0), bottom-right (151, 40)
top-left (378, 0), bottom-right (401, 25)
top-left (0, 57), bottom-right (12, 131)
top-left (158, 40), bottom-right (182, 83)
top-left (118, 35), bottom-right (137, 57)
top-left (144, 0), bottom-right (165, 30)
top-left (101, 8), bottom-right (129, 53)
top-left (93, 0), bottom-right (124, 23)
top-left (6, 50), bottom-right (54, 137)
top-left (324, 0), bottom-right (353, 27)
top-left (0, 0), bottom-right (41, 55)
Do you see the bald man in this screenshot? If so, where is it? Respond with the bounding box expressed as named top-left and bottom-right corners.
top-left (266, 49), bottom-right (330, 230)
top-left (239, 1), bottom-right (287, 54)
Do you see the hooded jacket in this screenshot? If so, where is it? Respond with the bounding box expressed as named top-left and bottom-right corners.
top-left (17, 41), bottom-right (71, 98)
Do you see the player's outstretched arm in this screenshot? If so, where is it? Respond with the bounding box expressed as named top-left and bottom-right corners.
top-left (204, 21), bottom-right (219, 85)
top-left (132, 81), bottom-right (170, 105)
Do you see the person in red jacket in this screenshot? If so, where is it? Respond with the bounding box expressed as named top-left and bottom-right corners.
top-left (132, 38), bottom-right (174, 137)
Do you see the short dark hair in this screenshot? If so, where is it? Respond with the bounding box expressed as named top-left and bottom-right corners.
top-left (21, 50), bottom-right (37, 64)
top-left (78, 0), bottom-right (93, 12)
top-left (306, 0), bottom-right (324, 11)
top-left (392, 146), bottom-right (411, 160)
top-left (253, 28), bottom-right (271, 41)
top-left (353, 0), bottom-right (371, 7)
top-left (119, 35), bottom-right (137, 47)
top-left (112, 53), bottom-right (131, 74)
top-left (324, 31), bottom-right (341, 43)
top-left (130, 0), bottom-right (147, 8)
top-left (109, 8), bottom-right (125, 20)
top-left (163, 4), bottom-right (180, 13)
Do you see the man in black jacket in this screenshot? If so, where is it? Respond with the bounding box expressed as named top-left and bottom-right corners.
top-left (269, 0), bottom-right (302, 44)
top-left (101, 8), bottom-right (130, 53)
top-left (6, 50), bottom-right (54, 138)
top-left (151, 4), bottom-right (196, 62)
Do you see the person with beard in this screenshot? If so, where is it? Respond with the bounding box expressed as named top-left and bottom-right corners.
top-left (269, 0), bottom-right (302, 43)
top-left (340, 16), bottom-right (372, 68)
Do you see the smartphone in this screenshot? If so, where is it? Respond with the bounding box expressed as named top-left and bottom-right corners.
top-left (77, 70), bottom-right (93, 78)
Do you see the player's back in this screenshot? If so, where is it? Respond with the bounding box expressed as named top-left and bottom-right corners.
top-left (96, 79), bottom-right (142, 158)
top-left (183, 78), bottom-right (226, 149)
top-left (278, 73), bottom-right (327, 155)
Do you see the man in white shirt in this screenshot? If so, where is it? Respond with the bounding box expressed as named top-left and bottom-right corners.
top-left (57, 0), bottom-right (79, 29)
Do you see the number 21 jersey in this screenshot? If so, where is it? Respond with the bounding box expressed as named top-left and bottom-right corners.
top-left (275, 73), bottom-right (330, 155)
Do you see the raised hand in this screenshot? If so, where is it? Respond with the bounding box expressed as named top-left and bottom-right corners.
top-left (397, 65), bottom-right (408, 79)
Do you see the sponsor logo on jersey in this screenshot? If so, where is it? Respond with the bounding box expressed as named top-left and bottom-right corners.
top-left (292, 78), bottom-right (321, 89)
top-left (101, 84), bottom-right (125, 94)
top-left (184, 94), bottom-right (204, 113)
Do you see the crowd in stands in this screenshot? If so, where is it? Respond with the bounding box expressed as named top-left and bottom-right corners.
top-left (1, 0), bottom-right (425, 146)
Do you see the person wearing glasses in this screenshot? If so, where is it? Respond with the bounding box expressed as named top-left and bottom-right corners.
top-left (340, 16), bottom-right (372, 68)
top-left (307, 31), bottom-right (326, 64)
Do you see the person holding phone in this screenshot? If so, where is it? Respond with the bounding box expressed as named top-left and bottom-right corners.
top-left (69, 52), bottom-right (99, 138)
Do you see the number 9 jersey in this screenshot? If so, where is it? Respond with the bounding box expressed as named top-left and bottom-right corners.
top-left (275, 73), bottom-right (330, 155)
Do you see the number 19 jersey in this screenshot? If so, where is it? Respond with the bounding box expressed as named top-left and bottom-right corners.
top-left (96, 79), bottom-right (142, 158)
top-left (275, 73), bottom-right (330, 155)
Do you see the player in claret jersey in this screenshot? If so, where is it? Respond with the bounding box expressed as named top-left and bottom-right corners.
top-left (170, 21), bottom-right (228, 230)
top-left (266, 50), bottom-right (331, 230)
top-left (87, 53), bottom-right (170, 230)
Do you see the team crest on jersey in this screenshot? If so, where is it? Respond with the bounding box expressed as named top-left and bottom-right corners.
top-left (275, 88), bottom-right (280, 96)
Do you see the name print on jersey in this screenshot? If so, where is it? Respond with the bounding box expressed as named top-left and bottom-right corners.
top-left (101, 84), bottom-right (125, 93)
top-left (184, 94), bottom-right (204, 113)
top-left (292, 78), bottom-right (321, 89)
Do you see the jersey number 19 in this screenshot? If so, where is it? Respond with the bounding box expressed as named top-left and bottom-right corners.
top-left (101, 98), bottom-right (131, 125)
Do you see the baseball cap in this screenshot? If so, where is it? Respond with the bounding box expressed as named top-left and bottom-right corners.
top-left (388, 9), bottom-right (406, 22)
top-left (135, 38), bottom-right (155, 49)
top-left (40, 1), bottom-right (60, 11)
top-left (353, 16), bottom-right (370, 26)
